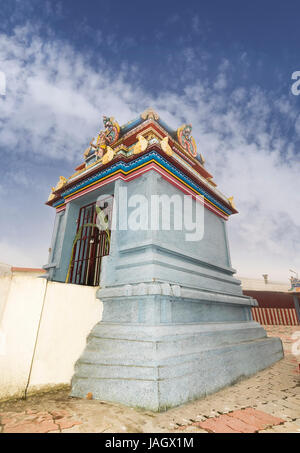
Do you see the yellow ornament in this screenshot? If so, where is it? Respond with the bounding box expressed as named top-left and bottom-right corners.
top-left (47, 187), bottom-right (56, 202)
top-left (228, 196), bottom-right (236, 209)
top-left (133, 135), bottom-right (148, 154)
top-left (55, 176), bottom-right (67, 191)
top-left (160, 136), bottom-right (173, 156)
top-left (102, 146), bottom-right (115, 165)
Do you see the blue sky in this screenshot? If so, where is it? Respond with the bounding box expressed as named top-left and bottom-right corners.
top-left (0, 0), bottom-right (299, 281)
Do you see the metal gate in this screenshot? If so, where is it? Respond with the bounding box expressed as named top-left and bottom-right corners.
top-left (69, 200), bottom-right (111, 286)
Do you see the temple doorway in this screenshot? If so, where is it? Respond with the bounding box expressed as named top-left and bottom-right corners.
top-left (68, 200), bottom-right (111, 286)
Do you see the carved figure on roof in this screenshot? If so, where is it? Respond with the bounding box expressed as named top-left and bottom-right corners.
top-left (47, 176), bottom-right (67, 202)
top-left (177, 124), bottom-right (197, 157)
top-left (141, 108), bottom-right (160, 121)
top-left (48, 187), bottom-right (56, 202)
top-left (55, 176), bottom-right (67, 191)
top-left (98, 116), bottom-right (120, 147)
top-left (87, 116), bottom-right (120, 159)
top-left (95, 130), bottom-right (107, 157)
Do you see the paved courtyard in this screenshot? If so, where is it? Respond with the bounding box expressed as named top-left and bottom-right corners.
top-left (0, 326), bottom-right (299, 433)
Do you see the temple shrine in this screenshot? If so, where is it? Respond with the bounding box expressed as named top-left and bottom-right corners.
top-left (44, 108), bottom-right (283, 411)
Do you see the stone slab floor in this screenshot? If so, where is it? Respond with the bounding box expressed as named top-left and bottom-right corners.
top-left (0, 326), bottom-right (299, 434)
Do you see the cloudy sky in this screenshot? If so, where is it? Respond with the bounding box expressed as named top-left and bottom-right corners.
top-left (0, 0), bottom-right (299, 282)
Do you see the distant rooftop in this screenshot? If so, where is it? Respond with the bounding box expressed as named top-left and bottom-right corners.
top-left (238, 276), bottom-right (290, 293)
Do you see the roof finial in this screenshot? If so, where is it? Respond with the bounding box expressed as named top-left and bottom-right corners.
top-left (141, 108), bottom-right (160, 121)
top-left (228, 196), bottom-right (236, 209)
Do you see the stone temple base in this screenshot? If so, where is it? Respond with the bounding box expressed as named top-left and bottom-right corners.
top-left (71, 316), bottom-right (283, 411)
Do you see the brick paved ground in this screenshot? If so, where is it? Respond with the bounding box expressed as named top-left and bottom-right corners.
top-left (0, 325), bottom-right (299, 433)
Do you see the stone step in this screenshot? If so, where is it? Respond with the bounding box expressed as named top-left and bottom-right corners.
top-left (73, 336), bottom-right (282, 382)
top-left (71, 336), bottom-right (283, 411)
top-left (79, 322), bottom-right (267, 362)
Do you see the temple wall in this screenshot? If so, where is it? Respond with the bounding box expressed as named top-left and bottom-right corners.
top-left (0, 270), bottom-right (102, 401)
top-left (102, 172), bottom-right (242, 296)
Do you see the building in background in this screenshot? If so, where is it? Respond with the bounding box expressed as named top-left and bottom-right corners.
top-left (239, 275), bottom-right (300, 326)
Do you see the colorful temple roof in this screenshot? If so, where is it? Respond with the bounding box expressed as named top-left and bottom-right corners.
top-left (46, 108), bottom-right (237, 220)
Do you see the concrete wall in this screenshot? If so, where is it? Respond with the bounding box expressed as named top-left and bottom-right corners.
top-left (0, 263), bottom-right (13, 324)
top-left (0, 268), bottom-right (102, 401)
top-left (27, 281), bottom-right (101, 395)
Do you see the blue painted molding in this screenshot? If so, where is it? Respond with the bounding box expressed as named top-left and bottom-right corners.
top-left (53, 151), bottom-right (233, 216)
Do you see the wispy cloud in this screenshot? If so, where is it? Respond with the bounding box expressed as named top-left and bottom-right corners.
top-left (0, 24), bottom-right (148, 163)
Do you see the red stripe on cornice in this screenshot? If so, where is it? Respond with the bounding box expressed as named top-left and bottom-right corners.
top-left (12, 267), bottom-right (46, 273)
top-left (50, 145), bottom-right (236, 215)
top-left (60, 161), bottom-right (229, 220)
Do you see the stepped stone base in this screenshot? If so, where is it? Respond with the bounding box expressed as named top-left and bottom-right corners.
top-left (71, 320), bottom-right (283, 411)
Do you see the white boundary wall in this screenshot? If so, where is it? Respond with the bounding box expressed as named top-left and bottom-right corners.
top-left (0, 266), bottom-right (102, 401)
